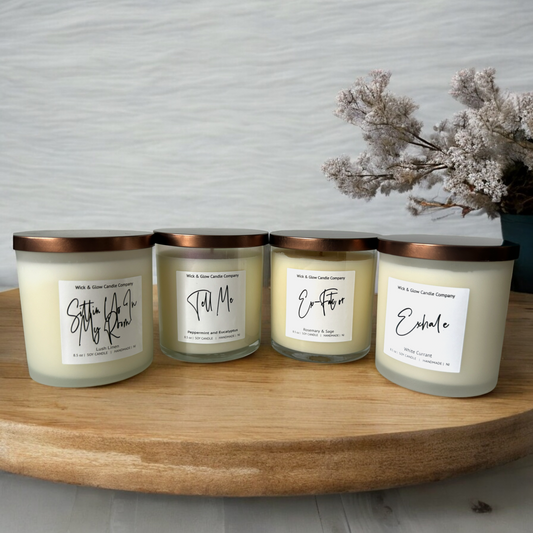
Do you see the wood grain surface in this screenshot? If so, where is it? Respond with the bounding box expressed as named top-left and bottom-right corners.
top-left (0, 288), bottom-right (532, 496)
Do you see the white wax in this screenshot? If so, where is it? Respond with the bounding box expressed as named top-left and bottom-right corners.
top-left (376, 253), bottom-right (514, 396)
top-left (16, 248), bottom-right (153, 387)
top-left (271, 248), bottom-right (376, 356)
top-left (156, 245), bottom-right (263, 356)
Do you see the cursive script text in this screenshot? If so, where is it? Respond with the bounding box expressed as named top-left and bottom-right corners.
top-left (395, 307), bottom-right (450, 337)
top-left (187, 285), bottom-right (234, 321)
top-left (298, 288), bottom-right (346, 319)
top-left (66, 299), bottom-right (101, 346)
top-left (103, 289), bottom-right (137, 344)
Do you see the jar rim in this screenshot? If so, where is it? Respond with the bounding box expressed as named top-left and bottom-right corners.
top-left (269, 230), bottom-right (378, 252)
top-left (153, 228), bottom-right (268, 248)
top-left (378, 234), bottom-right (520, 261)
top-left (13, 230), bottom-right (154, 253)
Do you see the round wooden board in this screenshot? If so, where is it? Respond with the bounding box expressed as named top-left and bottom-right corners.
top-left (1, 288), bottom-right (533, 496)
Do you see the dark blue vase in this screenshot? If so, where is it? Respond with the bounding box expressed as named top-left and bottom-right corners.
top-left (500, 214), bottom-right (533, 293)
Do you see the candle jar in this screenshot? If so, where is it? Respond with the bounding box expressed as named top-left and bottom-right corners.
top-left (375, 235), bottom-right (520, 397)
top-left (270, 230), bottom-right (378, 363)
top-left (13, 230), bottom-right (154, 388)
top-left (154, 228), bottom-right (268, 363)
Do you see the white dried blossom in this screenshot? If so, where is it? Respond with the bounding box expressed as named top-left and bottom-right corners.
top-left (335, 70), bottom-right (424, 161)
top-left (450, 68), bottom-right (499, 110)
top-left (322, 154), bottom-right (381, 200)
top-left (516, 92), bottom-right (533, 138)
top-left (445, 147), bottom-right (507, 203)
top-left (324, 68), bottom-right (533, 216)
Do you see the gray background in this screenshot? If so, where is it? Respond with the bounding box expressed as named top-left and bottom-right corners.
top-left (1, 1), bottom-right (532, 531)
top-left (3, 0), bottom-right (532, 288)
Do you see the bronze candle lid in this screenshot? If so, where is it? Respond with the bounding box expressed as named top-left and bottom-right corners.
top-left (13, 230), bottom-right (153, 253)
top-left (153, 228), bottom-right (268, 248)
top-left (270, 230), bottom-right (378, 252)
top-left (378, 234), bottom-right (519, 262)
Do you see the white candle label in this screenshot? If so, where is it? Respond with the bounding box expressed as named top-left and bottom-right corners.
top-left (285, 268), bottom-right (355, 342)
top-left (58, 276), bottom-right (143, 365)
top-left (176, 271), bottom-right (246, 344)
top-left (383, 277), bottom-right (470, 373)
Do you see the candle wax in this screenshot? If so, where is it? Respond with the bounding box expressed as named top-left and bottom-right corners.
top-left (156, 245), bottom-right (263, 361)
top-left (375, 253), bottom-right (514, 397)
top-left (16, 248), bottom-right (153, 387)
top-left (271, 248), bottom-right (376, 362)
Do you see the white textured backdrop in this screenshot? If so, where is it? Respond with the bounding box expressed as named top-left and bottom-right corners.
top-left (1, 0), bottom-right (532, 289)
top-left (2, 3), bottom-right (533, 530)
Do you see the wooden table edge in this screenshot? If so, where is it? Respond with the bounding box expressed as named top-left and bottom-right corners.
top-left (1, 288), bottom-right (533, 496)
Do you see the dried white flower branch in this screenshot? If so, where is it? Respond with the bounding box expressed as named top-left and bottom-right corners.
top-left (322, 68), bottom-right (533, 217)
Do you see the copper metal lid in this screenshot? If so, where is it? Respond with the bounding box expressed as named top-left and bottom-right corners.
top-left (378, 234), bottom-right (520, 262)
top-left (270, 230), bottom-right (379, 252)
top-left (13, 230), bottom-right (154, 253)
top-left (153, 228), bottom-right (269, 248)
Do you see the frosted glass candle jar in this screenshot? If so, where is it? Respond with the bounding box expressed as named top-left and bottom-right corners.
top-left (270, 230), bottom-right (378, 363)
top-left (13, 230), bottom-right (154, 388)
top-left (375, 235), bottom-right (520, 397)
top-left (154, 228), bottom-right (268, 363)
